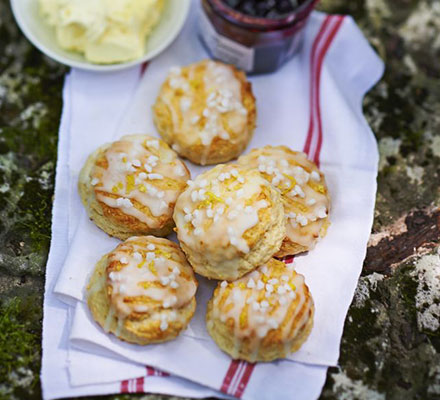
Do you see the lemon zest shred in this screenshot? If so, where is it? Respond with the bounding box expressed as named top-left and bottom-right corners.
top-left (196, 191), bottom-right (225, 209)
top-left (126, 175), bottom-right (135, 193)
top-left (289, 200), bottom-right (309, 213)
top-left (278, 173), bottom-right (297, 195)
top-left (189, 79), bottom-right (201, 89)
top-left (281, 186), bottom-right (293, 196)
top-left (196, 200), bottom-right (211, 209)
top-left (206, 191), bottom-right (224, 203)
top-left (224, 302), bottom-right (234, 313)
top-left (308, 181), bottom-right (326, 194)
top-left (155, 249), bottom-right (171, 259)
top-left (148, 261), bottom-right (157, 275)
top-left (239, 307), bottom-right (248, 329)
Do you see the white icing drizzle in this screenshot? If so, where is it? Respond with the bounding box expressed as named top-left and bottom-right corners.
top-left (211, 259), bottom-right (313, 361)
top-left (103, 307), bottom-right (115, 333)
top-left (106, 237), bottom-right (197, 319)
top-left (115, 316), bottom-right (125, 337)
top-left (159, 60), bottom-right (249, 165)
top-left (91, 134), bottom-right (189, 228)
top-left (174, 165), bottom-right (270, 257)
top-left (239, 146), bottom-right (330, 249)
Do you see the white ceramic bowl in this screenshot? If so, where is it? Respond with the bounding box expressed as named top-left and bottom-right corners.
top-left (10, 0), bottom-right (191, 72)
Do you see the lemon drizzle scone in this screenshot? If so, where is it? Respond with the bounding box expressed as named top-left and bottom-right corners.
top-left (206, 258), bottom-right (314, 362)
top-left (238, 146), bottom-right (330, 257)
top-left (173, 164), bottom-right (286, 281)
top-left (87, 236), bottom-right (197, 345)
top-left (79, 134), bottom-right (190, 240)
top-left (153, 60), bottom-right (256, 165)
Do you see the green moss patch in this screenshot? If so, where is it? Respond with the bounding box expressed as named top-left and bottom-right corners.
top-left (0, 297), bottom-right (41, 400)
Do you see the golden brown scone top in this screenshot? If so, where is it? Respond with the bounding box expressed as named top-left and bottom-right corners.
top-left (238, 146), bottom-right (330, 252)
top-left (90, 134), bottom-right (190, 230)
top-left (106, 236), bottom-right (197, 323)
top-left (155, 60), bottom-right (255, 165)
top-left (209, 258), bottom-right (313, 349)
top-left (174, 164), bottom-right (275, 257)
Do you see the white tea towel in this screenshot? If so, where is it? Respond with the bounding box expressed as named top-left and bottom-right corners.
top-left (42, 2), bottom-right (384, 399)
top-left (62, 9), bottom-right (383, 364)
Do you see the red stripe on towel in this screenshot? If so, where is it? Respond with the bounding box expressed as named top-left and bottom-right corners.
top-left (234, 363), bottom-right (255, 398)
top-left (135, 377), bottom-right (144, 393)
top-left (120, 379), bottom-right (129, 393)
top-left (220, 359), bottom-right (241, 394)
top-left (303, 15), bottom-right (334, 156)
top-left (311, 16), bottom-right (344, 166)
top-left (304, 16), bottom-right (345, 165)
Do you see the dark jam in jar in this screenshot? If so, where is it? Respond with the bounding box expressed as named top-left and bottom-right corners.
top-left (222, 0), bottom-right (306, 18)
top-left (199, 0), bottom-right (319, 74)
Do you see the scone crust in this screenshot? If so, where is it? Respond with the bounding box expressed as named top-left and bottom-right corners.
top-left (238, 145), bottom-right (331, 257)
top-left (206, 258), bottom-right (314, 362)
top-left (153, 60), bottom-right (256, 165)
top-left (78, 134), bottom-right (190, 240)
top-left (173, 164), bottom-right (286, 281)
top-left (87, 236), bottom-right (197, 345)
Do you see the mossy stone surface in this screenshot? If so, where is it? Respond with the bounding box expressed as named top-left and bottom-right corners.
top-left (0, 0), bottom-right (439, 399)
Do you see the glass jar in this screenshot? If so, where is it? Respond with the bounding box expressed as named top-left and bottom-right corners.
top-left (199, 0), bottom-right (319, 74)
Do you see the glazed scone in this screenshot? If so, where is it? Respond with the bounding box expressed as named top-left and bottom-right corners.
top-left (238, 146), bottom-right (330, 257)
top-left (87, 236), bottom-right (198, 345)
top-left (173, 164), bottom-right (286, 281)
top-left (153, 60), bottom-right (256, 165)
top-left (206, 258), bottom-right (314, 362)
top-left (79, 134), bottom-right (190, 240)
